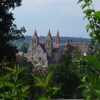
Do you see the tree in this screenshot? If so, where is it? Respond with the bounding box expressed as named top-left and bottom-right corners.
top-left (45, 46), bottom-right (83, 99)
top-left (78, 0), bottom-right (100, 99)
top-left (32, 69), bottom-right (60, 100)
top-left (20, 43), bottom-right (28, 53)
top-left (0, 0), bottom-right (26, 63)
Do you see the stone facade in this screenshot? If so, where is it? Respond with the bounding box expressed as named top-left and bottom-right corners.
top-left (27, 30), bottom-right (61, 67)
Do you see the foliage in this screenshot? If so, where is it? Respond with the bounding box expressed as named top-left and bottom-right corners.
top-left (1, 0), bottom-right (100, 99)
top-left (19, 43), bottom-right (28, 53)
top-left (32, 69), bottom-right (60, 100)
top-left (78, 0), bottom-right (100, 43)
top-left (0, 0), bottom-right (26, 63)
top-left (78, 55), bottom-right (100, 99)
top-left (85, 56), bottom-right (100, 98)
top-left (45, 46), bottom-right (83, 99)
top-left (0, 65), bottom-right (30, 100)
top-left (78, 0), bottom-right (100, 99)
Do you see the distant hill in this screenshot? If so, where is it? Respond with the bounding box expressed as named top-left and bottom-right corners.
top-left (23, 36), bottom-right (90, 43)
top-left (13, 36), bottom-right (91, 51)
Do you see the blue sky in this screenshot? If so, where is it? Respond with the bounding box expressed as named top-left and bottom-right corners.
top-left (13, 0), bottom-right (100, 38)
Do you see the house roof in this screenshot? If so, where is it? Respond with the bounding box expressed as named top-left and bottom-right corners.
top-left (66, 42), bottom-right (85, 46)
top-left (66, 42), bottom-right (88, 53)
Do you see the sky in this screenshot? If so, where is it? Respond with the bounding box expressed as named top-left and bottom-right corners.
top-left (13, 0), bottom-right (100, 38)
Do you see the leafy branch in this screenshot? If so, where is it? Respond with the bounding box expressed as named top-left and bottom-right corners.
top-left (78, 0), bottom-right (100, 43)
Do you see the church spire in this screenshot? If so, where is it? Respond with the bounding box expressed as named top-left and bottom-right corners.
top-left (46, 29), bottom-right (52, 40)
top-left (34, 29), bottom-right (37, 35)
top-left (33, 29), bottom-right (39, 40)
top-left (55, 30), bottom-right (60, 43)
top-left (45, 29), bottom-right (53, 57)
top-left (32, 29), bottom-right (39, 46)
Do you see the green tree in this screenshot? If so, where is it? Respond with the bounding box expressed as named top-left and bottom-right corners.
top-left (46, 46), bottom-right (83, 99)
top-left (0, 65), bottom-right (30, 99)
top-left (33, 69), bottom-right (60, 100)
top-left (0, 0), bottom-right (26, 63)
top-left (20, 43), bottom-right (28, 53)
top-left (78, 0), bottom-right (100, 99)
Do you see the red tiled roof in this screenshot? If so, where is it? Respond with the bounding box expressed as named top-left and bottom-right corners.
top-left (66, 42), bottom-right (85, 46)
top-left (66, 42), bottom-right (88, 53)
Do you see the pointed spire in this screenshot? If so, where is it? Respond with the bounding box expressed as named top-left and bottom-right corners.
top-left (34, 29), bottom-right (37, 35)
top-left (33, 29), bottom-right (39, 40)
top-left (56, 30), bottom-right (60, 43)
top-left (46, 29), bottom-right (52, 40)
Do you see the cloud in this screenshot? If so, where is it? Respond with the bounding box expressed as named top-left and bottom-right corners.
top-left (13, 0), bottom-right (100, 37)
top-left (92, 0), bottom-right (100, 10)
top-left (13, 0), bottom-right (100, 18)
top-left (14, 0), bottom-right (82, 16)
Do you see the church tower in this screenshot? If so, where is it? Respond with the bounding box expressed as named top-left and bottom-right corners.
top-left (55, 30), bottom-right (60, 48)
top-left (32, 30), bottom-right (39, 47)
top-left (45, 29), bottom-right (53, 57)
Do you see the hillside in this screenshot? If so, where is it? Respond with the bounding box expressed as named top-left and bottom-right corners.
top-left (13, 36), bottom-right (90, 51)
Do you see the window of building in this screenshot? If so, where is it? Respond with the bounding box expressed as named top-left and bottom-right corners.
top-left (46, 41), bottom-right (47, 45)
top-left (39, 57), bottom-right (41, 61)
top-left (48, 41), bottom-right (50, 46)
top-left (53, 55), bottom-right (54, 58)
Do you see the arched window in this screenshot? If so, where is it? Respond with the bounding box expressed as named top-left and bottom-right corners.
top-left (34, 40), bottom-right (36, 43)
top-left (48, 41), bottom-right (50, 46)
top-left (39, 57), bottom-right (41, 61)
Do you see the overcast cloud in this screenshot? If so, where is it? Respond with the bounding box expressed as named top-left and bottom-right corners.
top-left (13, 0), bottom-right (100, 37)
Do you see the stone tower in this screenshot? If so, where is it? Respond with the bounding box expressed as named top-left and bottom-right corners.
top-left (32, 30), bottom-right (39, 47)
top-left (45, 29), bottom-right (53, 57)
top-left (55, 30), bottom-right (60, 48)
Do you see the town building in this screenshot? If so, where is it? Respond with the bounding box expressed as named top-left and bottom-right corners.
top-left (65, 40), bottom-right (88, 54)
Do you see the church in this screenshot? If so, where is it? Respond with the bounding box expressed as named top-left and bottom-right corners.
top-left (27, 30), bottom-right (61, 67)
